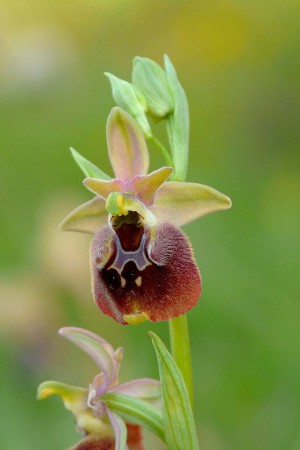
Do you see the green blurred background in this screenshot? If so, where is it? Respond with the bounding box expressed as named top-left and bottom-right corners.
top-left (1, 0), bottom-right (300, 449)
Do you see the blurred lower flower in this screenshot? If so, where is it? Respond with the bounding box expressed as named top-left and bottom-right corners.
top-left (37, 327), bottom-right (160, 450)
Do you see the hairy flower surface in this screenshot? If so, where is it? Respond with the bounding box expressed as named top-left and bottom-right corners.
top-left (38, 327), bottom-right (160, 450)
top-left (61, 107), bottom-right (231, 324)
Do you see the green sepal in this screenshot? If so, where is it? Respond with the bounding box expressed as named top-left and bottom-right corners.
top-left (105, 73), bottom-right (152, 138)
top-left (70, 147), bottom-right (111, 180)
top-left (132, 56), bottom-right (174, 119)
top-left (59, 196), bottom-right (107, 234)
top-left (149, 331), bottom-right (199, 450)
top-left (164, 55), bottom-right (189, 182)
top-left (102, 392), bottom-right (165, 442)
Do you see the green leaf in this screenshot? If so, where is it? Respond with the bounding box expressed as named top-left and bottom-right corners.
top-left (164, 55), bottom-right (189, 182)
top-left (149, 331), bottom-right (199, 450)
top-left (70, 147), bottom-right (111, 180)
top-left (102, 392), bottom-right (165, 442)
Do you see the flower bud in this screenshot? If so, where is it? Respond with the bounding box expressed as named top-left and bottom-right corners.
top-left (132, 56), bottom-right (174, 120)
top-left (105, 73), bottom-right (152, 138)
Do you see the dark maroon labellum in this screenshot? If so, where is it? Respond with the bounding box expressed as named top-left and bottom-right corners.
top-left (91, 213), bottom-right (201, 324)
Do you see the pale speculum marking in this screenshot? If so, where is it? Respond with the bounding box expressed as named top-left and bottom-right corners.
top-left (135, 276), bottom-right (142, 287)
top-left (120, 275), bottom-right (142, 288)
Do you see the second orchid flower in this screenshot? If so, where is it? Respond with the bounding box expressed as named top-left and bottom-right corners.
top-left (38, 327), bottom-right (161, 450)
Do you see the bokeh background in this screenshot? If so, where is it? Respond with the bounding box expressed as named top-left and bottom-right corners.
top-left (1, 0), bottom-right (300, 449)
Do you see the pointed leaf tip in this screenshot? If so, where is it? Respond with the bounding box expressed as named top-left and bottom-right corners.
top-left (70, 147), bottom-right (111, 181)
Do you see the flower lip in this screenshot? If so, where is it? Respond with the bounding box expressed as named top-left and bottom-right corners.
top-left (91, 221), bottom-right (201, 324)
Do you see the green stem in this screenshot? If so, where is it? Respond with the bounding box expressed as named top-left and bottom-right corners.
top-left (169, 314), bottom-right (194, 406)
top-left (147, 135), bottom-right (173, 166)
top-left (166, 144), bottom-right (194, 406)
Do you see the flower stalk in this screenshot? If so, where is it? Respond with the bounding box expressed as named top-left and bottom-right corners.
top-left (169, 314), bottom-right (194, 406)
top-left (167, 138), bottom-right (194, 406)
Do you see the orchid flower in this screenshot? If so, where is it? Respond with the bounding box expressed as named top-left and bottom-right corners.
top-left (60, 107), bottom-right (231, 325)
top-left (38, 327), bottom-right (161, 450)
